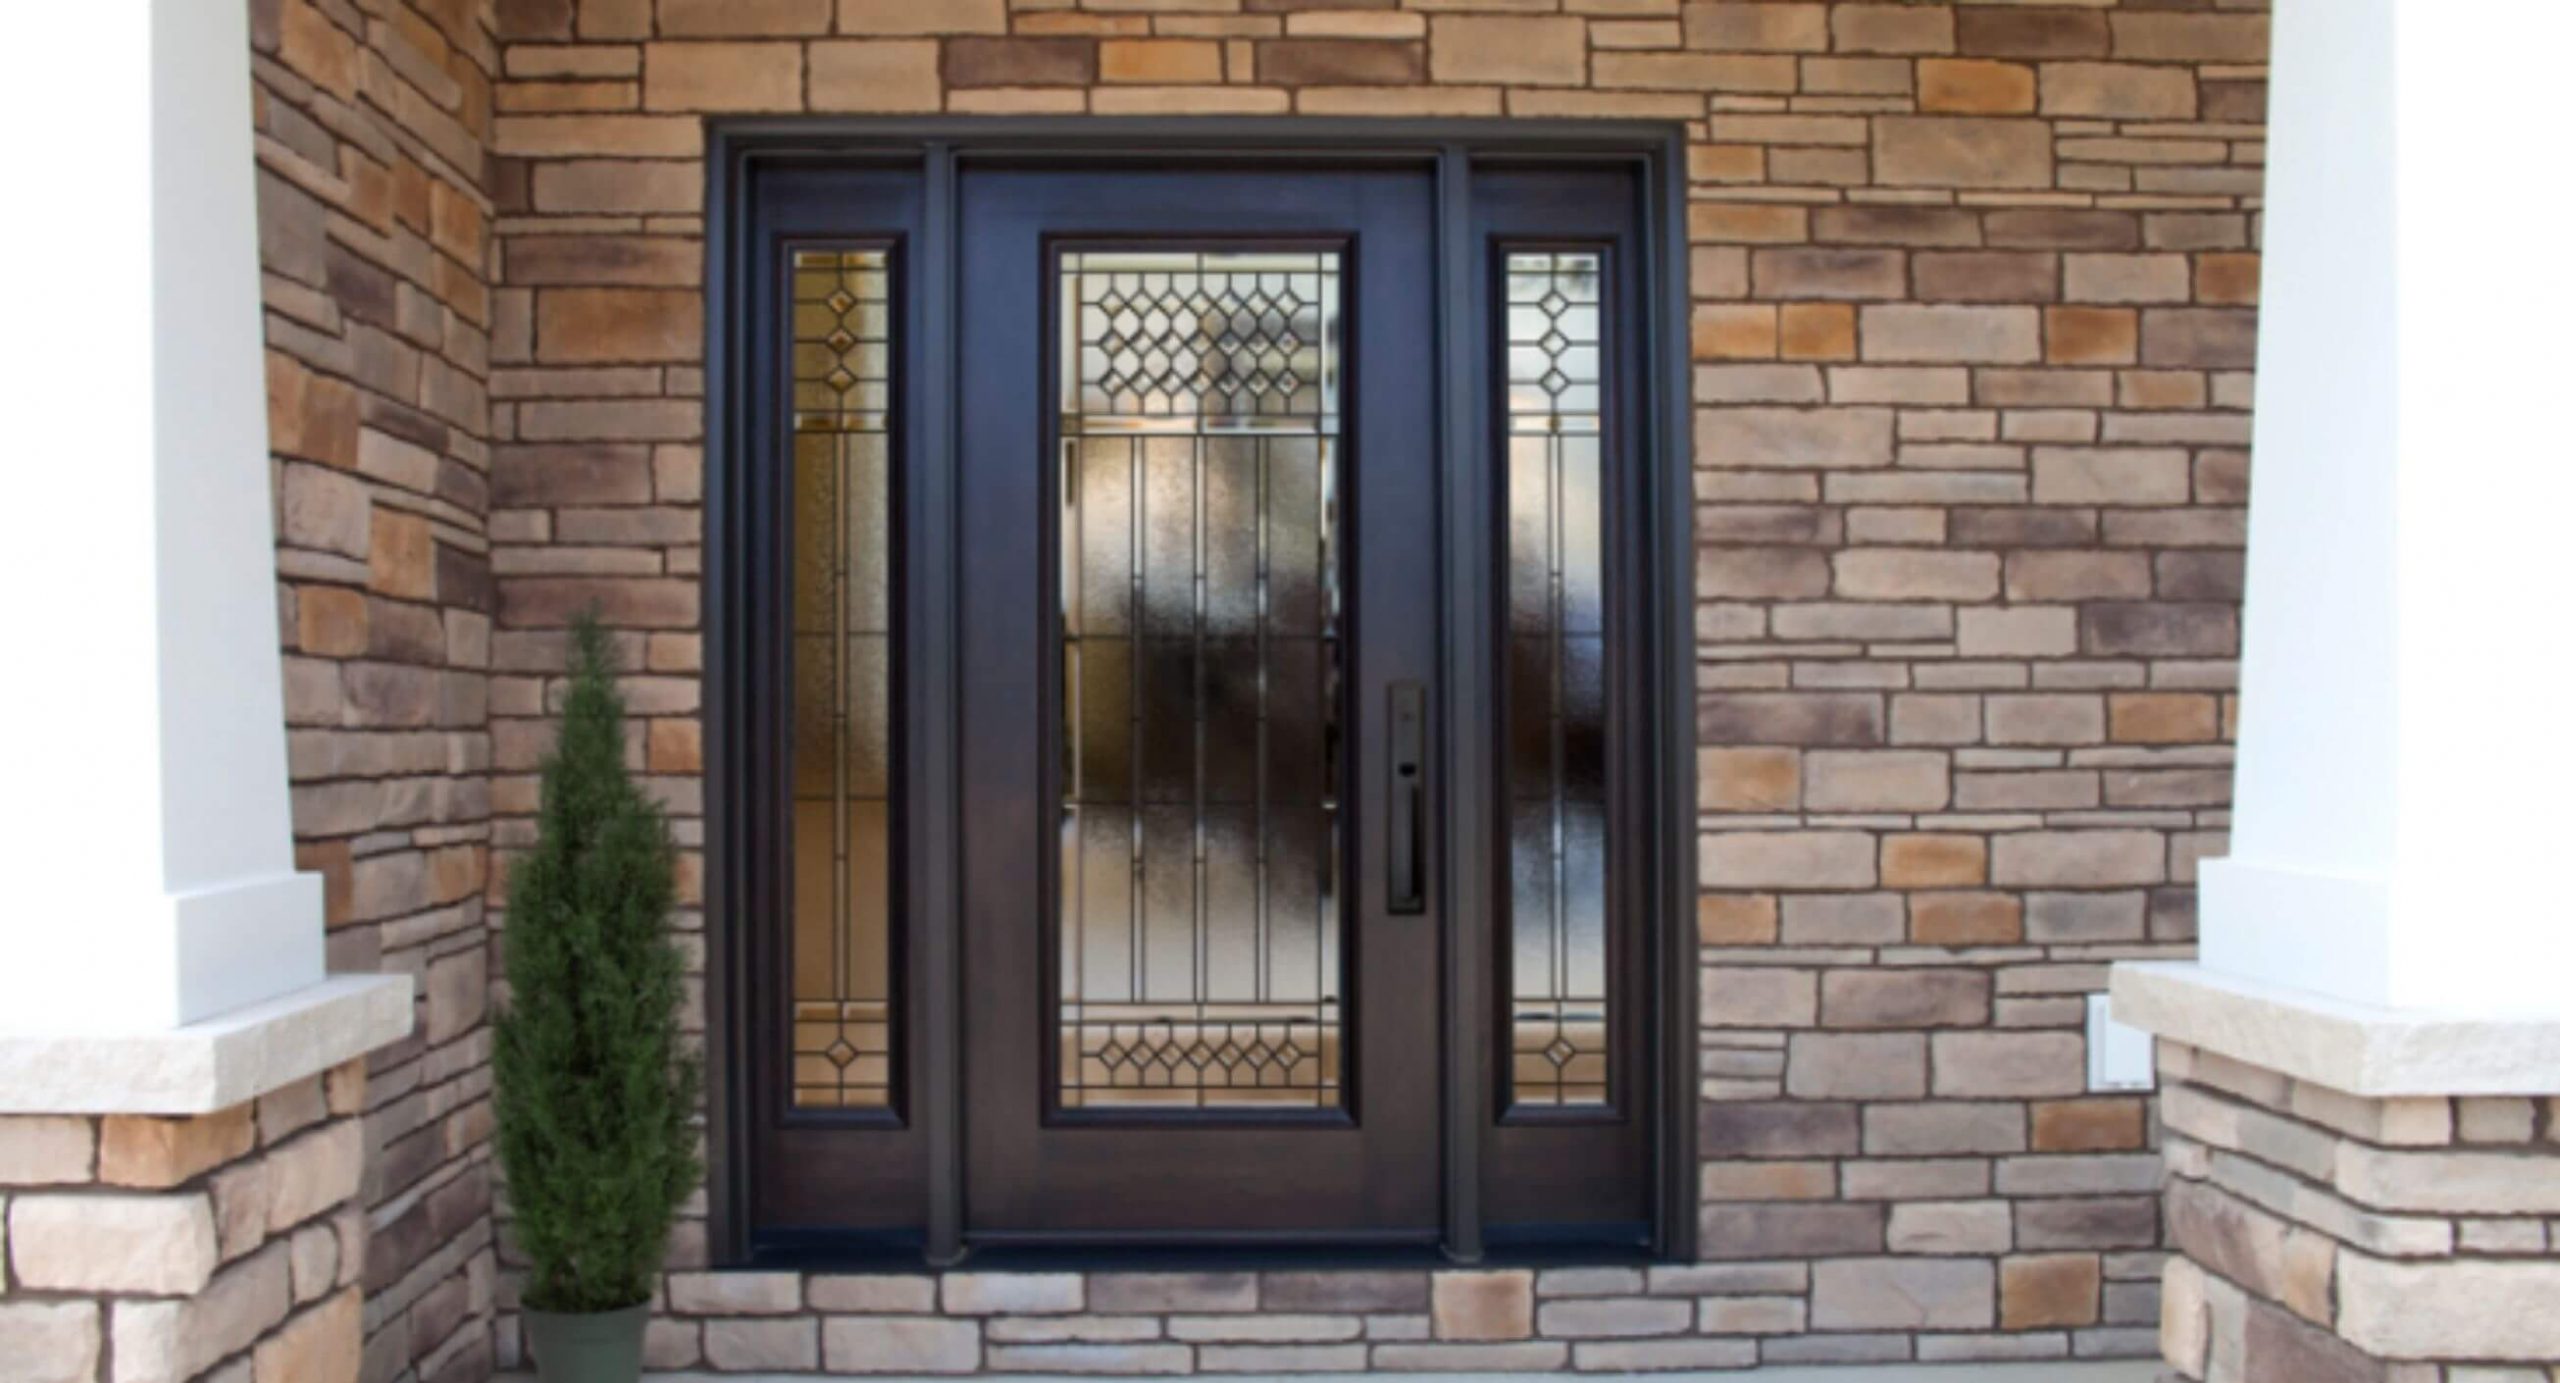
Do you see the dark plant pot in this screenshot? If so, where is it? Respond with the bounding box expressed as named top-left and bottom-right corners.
top-left (523, 1302), bottom-right (650, 1383)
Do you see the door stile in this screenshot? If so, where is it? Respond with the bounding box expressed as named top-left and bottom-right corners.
top-left (918, 141), bottom-right (965, 1268)
top-left (1433, 144), bottom-right (1489, 1267)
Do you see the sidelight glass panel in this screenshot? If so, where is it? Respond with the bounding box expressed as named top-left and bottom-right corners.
top-left (789, 247), bottom-right (896, 1111)
top-left (1504, 250), bottom-right (1611, 1112)
top-left (1057, 249), bottom-right (1344, 1110)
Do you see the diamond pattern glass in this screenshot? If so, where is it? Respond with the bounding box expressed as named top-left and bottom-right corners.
top-left (1058, 250), bottom-right (1344, 1110)
top-left (789, 248), bottom-right (895, 1111)
top-left (1504, 251), bottom-right (1610, 1110)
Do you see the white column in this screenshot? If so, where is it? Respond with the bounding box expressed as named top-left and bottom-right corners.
top-left (2191, 0), bottom-right (2560, 1017)
top-left (0, 0), bottom-right (321, 1033)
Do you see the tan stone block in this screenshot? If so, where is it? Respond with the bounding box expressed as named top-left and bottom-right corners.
top-left (1701, 831), bottom-right (1876, 890)
top-left (2047, 306), bottom-right (2139, 365)
top-left (1803, 750), bottom-right (1950, 813)
top-left (808, 40), bottom-right (942, 111)
top-left (367, 510), bottom-right (434, 600)
top-left (1779, 303), bottom-right (1856, 361)
top-left (97, 1106), bottom-right (255, 1191)
top-left (1918, 59), bottom-right (2033, 115)
top-left (2195, 253), bottom-right (2261, 307)
top-left (2337, 1255), bottom-right (2560, 1361)
top-left (1698, 1160), bottom-right (1835, 1201)
top-left (1812, 1258), bottom-right (1994, 1330)
top-left (252, 1288), bottom-right (359, 1383)
top-left (941, 1273), bottom-right (1084, 1315)
top-left (2032, 447), bottom-right (2190, 505)
top-left (110, 1241), bottom-right (292, 1383)
top-left (1933, 1031), bottom-right (2085, 1098)
top-left (1698, 894), bottom-right (1779, 946)
top-left (1862, 305), bottom-right (2041, 363)
top-left (1690, 203), bottom-right (1807, 245)
top-left (1700, 966), bottom-right (1816, 1029)
top-left (1701, 747), bottom-right (1801, 812)
top-left (643, 41), bottom-right (802, 112)
top-left (2111, 13), bottom-right (2270, 63)
top-left (839, 0), bottom-right (1005, 33)
top-left (2042, 62), bottom-right (2197, 120)
top-left (0, 1301), bottom-right (100, 1383)
top-left (294, 587), bottom-right (369, 657)
top-left (530, 158), bottom-right (704, 214)
top-left (2000, 1253), bottom-right (2100, 1329)
top-left (1874, 117), bottom-right (2055, 190)
top-left (1881, 835), bottom-right (1986, 889)
top-left (1831, 548), bottom-right (1999, 602)
top-left (1691, 304), bottom-right (1777, 361)
top-left (1684, 3), bottom-right (1829, 53)
top-left (2031, 1098), bottom-right (2148, 1153)
top-left (1790, 1033), bottom-right (1926, 1099)
top-left (2110, 693), bottom-right (2219, 744)
top-left (822, 1316), bottom-right (983, 1372)
top-left (1431, 1270), bottom-right (1534, 1342)
top-left (264, 1121), bottom-right (361, 1232)
top-left (1887, 1201), bottom-right (2010, 1254)
top-left (1592, 52), bottom-right (1795, 92)
top-left (268, 355), bottom-right (361, 470)
top-left (1991, 830), bottom-right (2165, 887)
top-left (1098, 40), bottom-right (1223, 84)
top-left (0, 1117), bottom-right (96, 1185)
top-left (1832, 4), bottom-right (1951, 55)
top-left (1430, 17), bottom-right (1587, 86)
top-left (1697, 406), bottom-right (1893, 468)
top-left (9, 1193), bottom-right (219, 1295)
top-left (2066, 254), bottom-right (2191, 305)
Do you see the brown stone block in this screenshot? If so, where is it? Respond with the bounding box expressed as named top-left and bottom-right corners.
top-left (500, 576), bottom-right (700, 629)
top-left (2112, 13), bottom-right (2270, 63)
top-left (2194, 253), bottom-right (2261, 306)
top-left (659, 0), bottom-right (830, 35)
top-left (643, 42), bottom-right (803, 112)
top-left (1260, 39), bottom-right (1424, 85)
top-left (536, 287), bottom-right (702, 363)
top-left (2245, 1298), bottom-right (2384, 1383)
top-left (1701, 747), bottom-right (1802, 812)
top-left (1955, 8), bottom-right (2107, 59)
top-left (1261, 1271), bottom-right (1428, 1314)
top-left (2000, 1254), bottom-right (2100, 1330)
top-left (2081, 602), bottom-right (2238, 657)
top-left (1753, 247), bottom-right (1905, 300)
top-left (1779, 304), bottom-right (1856, 361)
top-left (1430, 16), bottom-right (1587, 86)
top-left (1918, 59), bottom-right (2034, 115)
top-left (1821, 969), bottom-right (1990, 1030)
top-left (1912, 250), bottom-right (2057, 303)
top-left (1697, 1204), bottom-right (1883, 1261)
top-left (506, 235), bottom-right (700, 287)
top-left (1875, 116), bottom-right (2054, 190)
top-left (1684, 3), bottom-right (1829, 53)
top-left (1593, 52), bottom-right (1797, 93)
top-left (530, 159), bottom-right (705, 214)
top-left (368, 511), bottom-right (436, 601)
top-left (493, 443), bottom-right (655, 506)
top-left (1699, 894), bottom-right (1779, 945)
top-left (1698, 694), bottom-right (1883, 747)
top-left (840, 0), bottom-right (1005, 33)
top-left (2042, 62), bottom-right (2198, 120)
top-left (809, 39), bottom-right (943, 111)
top-left (1904, 891), bottom-right (2017, 947)
top-left (2047, 306), bottom-right (2138, 365)
top-left (1983, 209), bottom-right (2140, 252)
top-left (2031, 1097), bottom-right (2149, 1153)
top-left (947, 37), bottom-right (1098, 87)
top-left (296, 586), bottom-right (370, 657)
top-left (497, 0), bottom-right (572, 40)
top-left (1882, 834), bottom-right (1986, 889)
top-left (1692, 304), bottom-right (1779, 360)
top-left (2142, 308), bottom-right (2258, 368)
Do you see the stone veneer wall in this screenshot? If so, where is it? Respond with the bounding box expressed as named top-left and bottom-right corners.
top-left (0, 1065), bottom-right (373, 1383)
top-left (2156, 1041), bottom-right (2560, 1382)
top-left (462, 0), bottom-right (2264, 1373)
top-left (249, 0), bottom-right (504, 1380)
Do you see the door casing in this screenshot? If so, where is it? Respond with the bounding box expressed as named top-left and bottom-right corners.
top-left (703, 119), bottom-right (1699, 1269)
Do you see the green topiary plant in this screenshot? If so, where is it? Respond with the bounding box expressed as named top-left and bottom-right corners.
top-left (494, 613), bottom-right (701, 1317)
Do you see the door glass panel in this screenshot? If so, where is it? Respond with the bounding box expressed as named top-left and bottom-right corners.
top-left (1058, 249), bottom-right (1344, 1110)
top-left (1503, 251), bottom-right (1611, 1112)
top-left (790, 247), bottom-right (895, 1111)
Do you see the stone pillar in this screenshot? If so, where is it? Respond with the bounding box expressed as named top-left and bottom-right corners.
top-left (0, 0), bottom-right (318, 1033)
top-left (2116, 0), bottom-right (2560, 1375)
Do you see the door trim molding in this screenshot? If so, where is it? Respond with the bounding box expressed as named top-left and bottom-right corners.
top-left (704, 119), bottom-right (1698, 1267)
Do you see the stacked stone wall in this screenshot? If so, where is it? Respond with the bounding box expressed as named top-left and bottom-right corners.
top-left (2157, 1041), bottom-right (2560, 1383)
top-left (455, 0), bottom-right (2271, 1372)
top-left (0, 1066), bottom-right (374, 1383)
top-left (249, 0), bottom-right (504, 1379)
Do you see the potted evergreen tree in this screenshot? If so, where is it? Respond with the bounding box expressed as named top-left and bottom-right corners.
top-left (495, 615), bottom-right (700, 1382)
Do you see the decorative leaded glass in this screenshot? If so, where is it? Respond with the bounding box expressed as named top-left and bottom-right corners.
top-left (1057, 250), bottom-right (1344, 1110)
top-left (1503, 250), bottom-right (1610, 1111)
top-left (790, 248), bottom-right (895, 1111)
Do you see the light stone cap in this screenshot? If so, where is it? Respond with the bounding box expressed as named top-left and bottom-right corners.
top-left (2112, 961), bottom-right (2560, 1097)
top-left (0, 973), bottom-right (411, 1114)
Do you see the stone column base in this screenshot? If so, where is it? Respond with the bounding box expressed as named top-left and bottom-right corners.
top-left (2152, 1041), bottom-right (2560, 1381)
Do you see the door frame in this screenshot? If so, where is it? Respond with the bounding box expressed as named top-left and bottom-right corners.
top-left (703, 119), bottom-right (1698, 1269)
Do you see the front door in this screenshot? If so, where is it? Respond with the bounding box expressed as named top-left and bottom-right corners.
top-left (717, 131), bottom-right (1690, 1265)
top-left (956, 167), bottom-right (1443, 1242)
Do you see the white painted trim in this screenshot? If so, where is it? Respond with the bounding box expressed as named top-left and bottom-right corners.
top-left (0, 974), bottom-right (413, 1115)
top-left (2112, 961), bottom-right (2560, 1097)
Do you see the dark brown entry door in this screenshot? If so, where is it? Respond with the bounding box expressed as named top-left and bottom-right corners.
top-left (954, 166), bottom-right (1445, 1243)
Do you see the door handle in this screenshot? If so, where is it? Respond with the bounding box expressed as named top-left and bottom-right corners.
top-left (1388, 682), bottom-right (1425, 914)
